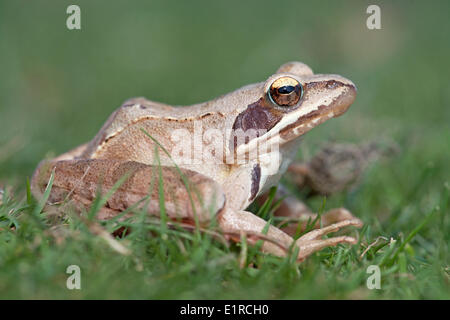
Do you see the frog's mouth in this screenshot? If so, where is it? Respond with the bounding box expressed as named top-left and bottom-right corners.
top-left (233, 76), bottom-right (356, 158)
top-left (278, 78), bottom-right (357, 142)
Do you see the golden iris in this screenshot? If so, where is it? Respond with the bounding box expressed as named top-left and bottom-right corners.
top-left (269, 77), bottom-right (302, 107)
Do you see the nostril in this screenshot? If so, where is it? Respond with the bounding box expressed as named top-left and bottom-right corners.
top-left (326, 80), bottom-right (338, 89)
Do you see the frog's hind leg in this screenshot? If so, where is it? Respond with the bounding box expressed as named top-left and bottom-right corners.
top-left (32, 159), bottom-right (226, 224)
top-left (287, 142), bottom-right (386, 196)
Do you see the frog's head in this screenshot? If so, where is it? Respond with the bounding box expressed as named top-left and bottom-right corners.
top-left (232, 61), bottom-right (356, 154)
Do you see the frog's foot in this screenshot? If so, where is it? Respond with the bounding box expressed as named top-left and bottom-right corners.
top-left (295, 219), bottom-right (362, 262)
top-left (218, 209), bottom-right (361, 262)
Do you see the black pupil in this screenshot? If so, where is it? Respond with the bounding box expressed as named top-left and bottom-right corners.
top-left (277, 85), bottom-right (295, 94)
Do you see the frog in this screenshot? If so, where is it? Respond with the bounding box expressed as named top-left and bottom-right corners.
top-left (32, 61), bottom-right (362, 262)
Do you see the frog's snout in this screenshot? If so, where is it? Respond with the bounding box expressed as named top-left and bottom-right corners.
top-left (333, 79), bottom-right (357, 117)
top-left (322, 79), bottom-right (357, 115)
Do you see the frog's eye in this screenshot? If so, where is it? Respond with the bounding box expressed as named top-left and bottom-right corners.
top-left (268, 77), bottom-right (303, 107)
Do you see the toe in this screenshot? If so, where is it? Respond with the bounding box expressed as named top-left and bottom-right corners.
top-left (296, 236), bottom-right (358, 262)
top-left (298, 219), bottom-right (362, 241)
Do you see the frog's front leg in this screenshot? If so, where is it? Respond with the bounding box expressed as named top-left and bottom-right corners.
top-left (277, 195), bottom-right (360, 236)
top-left (266, 143), bottom-right (374, 235)
top-left (218, 208), bottom-right (361, 261)
top-left (218, 166), bottom-right (361, 261)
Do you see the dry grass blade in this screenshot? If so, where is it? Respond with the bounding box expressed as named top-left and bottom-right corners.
top-left (359, 236), bottom-right (389, 259)
top-left (89, 221), bottom-right (132, 256)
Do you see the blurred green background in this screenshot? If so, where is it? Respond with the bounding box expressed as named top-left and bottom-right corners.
top-left (0, 0), bottom-right (448, 181)
top-left (0, 0), bottom-right (448, 299)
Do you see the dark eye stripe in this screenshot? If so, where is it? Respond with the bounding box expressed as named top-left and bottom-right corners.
top-left (277, 85), bottom-right (295, 94)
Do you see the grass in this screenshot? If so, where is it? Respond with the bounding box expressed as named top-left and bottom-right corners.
top-left (1, 148), bottom-right (448, 299)
top-left (0, 0), bottom-right (449, 299)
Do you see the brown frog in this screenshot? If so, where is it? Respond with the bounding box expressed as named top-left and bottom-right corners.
top-left (32, 62), bottom-right (362, 262)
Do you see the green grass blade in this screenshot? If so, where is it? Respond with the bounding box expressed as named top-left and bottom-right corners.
top-left (141, 128), bottom-right (203, 240)
top-left (88, 172), bottom-right (131, 220)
